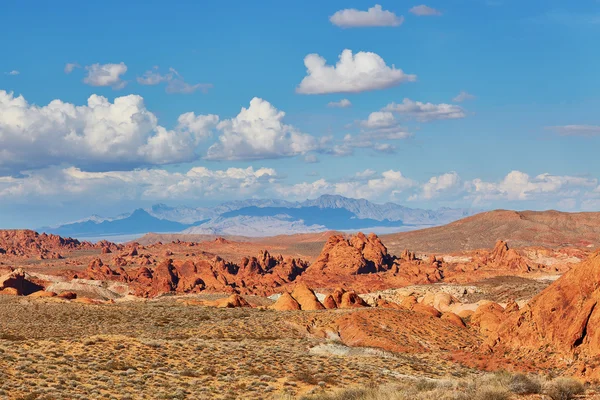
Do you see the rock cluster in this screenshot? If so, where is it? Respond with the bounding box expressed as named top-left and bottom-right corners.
top-left (487, 250), bottom-right (600, 379)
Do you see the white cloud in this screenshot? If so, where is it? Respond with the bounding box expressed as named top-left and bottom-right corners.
top-left (384, 98), bottom-right (466, 121)
top-left (409, 5), bottom-right (442, 16)
top-left (356, 169), bottom-right (377, 179)
top-left (64, 63), bottom-right (80, 74)
top-left (0, 90), bottom-right (218, 173)
top-left (373, 143), bottom-right (396, 153)
top-left (297, 49), bottom-right (416, 94)
top-left (137, 67), bottom-right (212, 94)
top-left (360, 111), bottom-right (396, 129)
top-left (206, 97), bottom-right (319, 160)
top-left (330, 4), bottom-right (404, 28)
top-left (137, 68), bottom-right (166, 85)
top-left (5, 70), bottom-right (19, 76)
top-left (410, 172), bottom-right (461, 200)
top-left (357, 111), bottom-right (412, 140)
top-left (83, 62), bottom-right (128, 89)
top-left (327, 99), bottom-right (352, 108)
top-left (453, 91), bottom-right (476, 103)
top-left (277, 170), bottom-right (415, 201)
top-left (467, 171), bottom-right (597, 203)
top-left (2, 164), bottom-right (599, 210)
top-left (0, 166), bottom-right (278, 203)
top-left (546, 125), bottom-right (600, 137)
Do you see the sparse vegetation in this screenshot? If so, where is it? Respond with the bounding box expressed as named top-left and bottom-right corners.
top-left (297, 372), bottom-right (586, 400)
top-left (544, 377), bottom-right (585, 400)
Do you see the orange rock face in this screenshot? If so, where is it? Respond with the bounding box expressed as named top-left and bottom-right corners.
top-left (489, 251), bottom-right (600, 379)
top-left (0, 268), bottom-right (45, 296)
top-left (334, 309), bottom-right (476, 354)
top-left (270, 292), bottom-right (302, 311)
top-left (305, 232), bottom-right (394, 276)
top-left (202, 294), bottom-right (252, 308)
top-left (0, 230), bottom-right (121, 259)
top-left (290, 284), bottom-right (325, 310)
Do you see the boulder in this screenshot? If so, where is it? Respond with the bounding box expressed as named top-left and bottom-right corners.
top-left (322, 294), bottom-right (338, 309)
top-left (270, 292), bottom-right (301, 311)
top-left (213, 294), bottom-right (252, 308)
top-left (339, 291), bottom-right (369, 308)
top-left (441, 312), bottom-right (466, 328)
top-left (412, 303), bottom-right (442, 318)
top-left (290, 284), bottom-right (325, 310)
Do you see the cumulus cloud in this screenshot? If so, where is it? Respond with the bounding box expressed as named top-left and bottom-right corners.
top-left (5, 70), bottom-right (19, 76)
top-left (384, 98), bottom-right (466, 122)
top-left (453, 91), bottom-right (476, 103)
top-left (0, 166), bottom-right (278, 203)
top-left (466, 171), bottom-right (597, 203)
top-left (83, 62), bottom-right (128, 89)
top-left (409, 5), bottom-right (442, 16)
top-left (137, 67), bottom-right (212, 94)
top-left (357, 111), bottom-right (411, 140)
top-left (410, 172), bottom-right (461, 200)
top-left (546, 125), bottom-right (600, 137)
top-left (64, 63), bottom-right (80, 74)
top-left (327, 99), bottom-right (352, 108)
top-left (297, 49), bottom-right (416, 95)
top-left (206, 97), bottom-right (319, 161)
top-left (330, 4), bottom-right (404, 28)
top-left (2, 164), bottom-right (599, 210)
top-left (0, 90), bottom-right (218, 173)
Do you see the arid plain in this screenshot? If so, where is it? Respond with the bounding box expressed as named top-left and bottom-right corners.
top-left (3, 210), bottom-right (600, 399)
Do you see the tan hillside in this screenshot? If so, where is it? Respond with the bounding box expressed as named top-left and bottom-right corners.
top-left (382, 209), bottom-right (600, 254)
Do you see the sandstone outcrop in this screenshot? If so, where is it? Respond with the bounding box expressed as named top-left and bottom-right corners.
top-left (0, 230), bottom-right (120, 259)
top-left (489, 251), bottom-right (600, 379)
top-left (201, 294), bottom-right (252, 308)
top-left (290, 284), bottom-right (325, 310)
top-left (306, 232), bottom-right (394, 275)
top-left (0, 268), bottom-right (45, 296)
top-left (270, 292), bottom-right (302, 311)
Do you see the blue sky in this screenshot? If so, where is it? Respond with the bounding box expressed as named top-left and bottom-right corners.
top-left (1, 0), bottom-right (599, 228)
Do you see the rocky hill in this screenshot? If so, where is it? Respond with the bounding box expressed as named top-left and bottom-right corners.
top-left (488, 250), bottom-right (600, 380)
top-left (382, 209), bottom-right (600, 254)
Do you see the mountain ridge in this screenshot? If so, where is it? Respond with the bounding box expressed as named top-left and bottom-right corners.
top-left (41, 195), bottom-right (480, 239)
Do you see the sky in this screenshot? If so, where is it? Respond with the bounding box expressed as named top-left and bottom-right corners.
top-left (1, 0), bottom-right (599, 228)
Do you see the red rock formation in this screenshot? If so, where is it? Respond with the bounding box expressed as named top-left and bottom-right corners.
top-left (306, 232), bottom-right (394, 276)
top-left (270, 292), bottom-right (302, 311)
top-left (441, 312), bottom-right (466, 328)
top-left (339, 291), bottom-right (369, 308)
top-left (0, 268), bottom-right (45, 295)
top-left (209, 294), bottom-right (252, 308)
top-left (290, 284), bottom-right (325, 310)
top-left (489, 251), bottom-right (600, 379)
top-left (334, 309), bottom-right (477, 354)
top-left (322, 294), bottom-right (338, 309)
top-left (485, 240), bottom-right (534, 272)
top-left (471, 303), bottom-right (504, 336)
top-left (0, 230), bottom-right (120, 259)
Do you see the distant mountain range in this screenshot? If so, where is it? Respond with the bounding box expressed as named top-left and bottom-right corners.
top-left (41, 195), bottom-right (480, 239)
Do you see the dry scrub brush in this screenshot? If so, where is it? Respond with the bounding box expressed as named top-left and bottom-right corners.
top-left (294, 372), bottom-right (586, 400)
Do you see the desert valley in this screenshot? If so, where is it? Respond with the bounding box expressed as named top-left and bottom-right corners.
top-left (2, 1), bottom-right (598, 399)
top-left (2, 210), bottom-right (600, 399)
